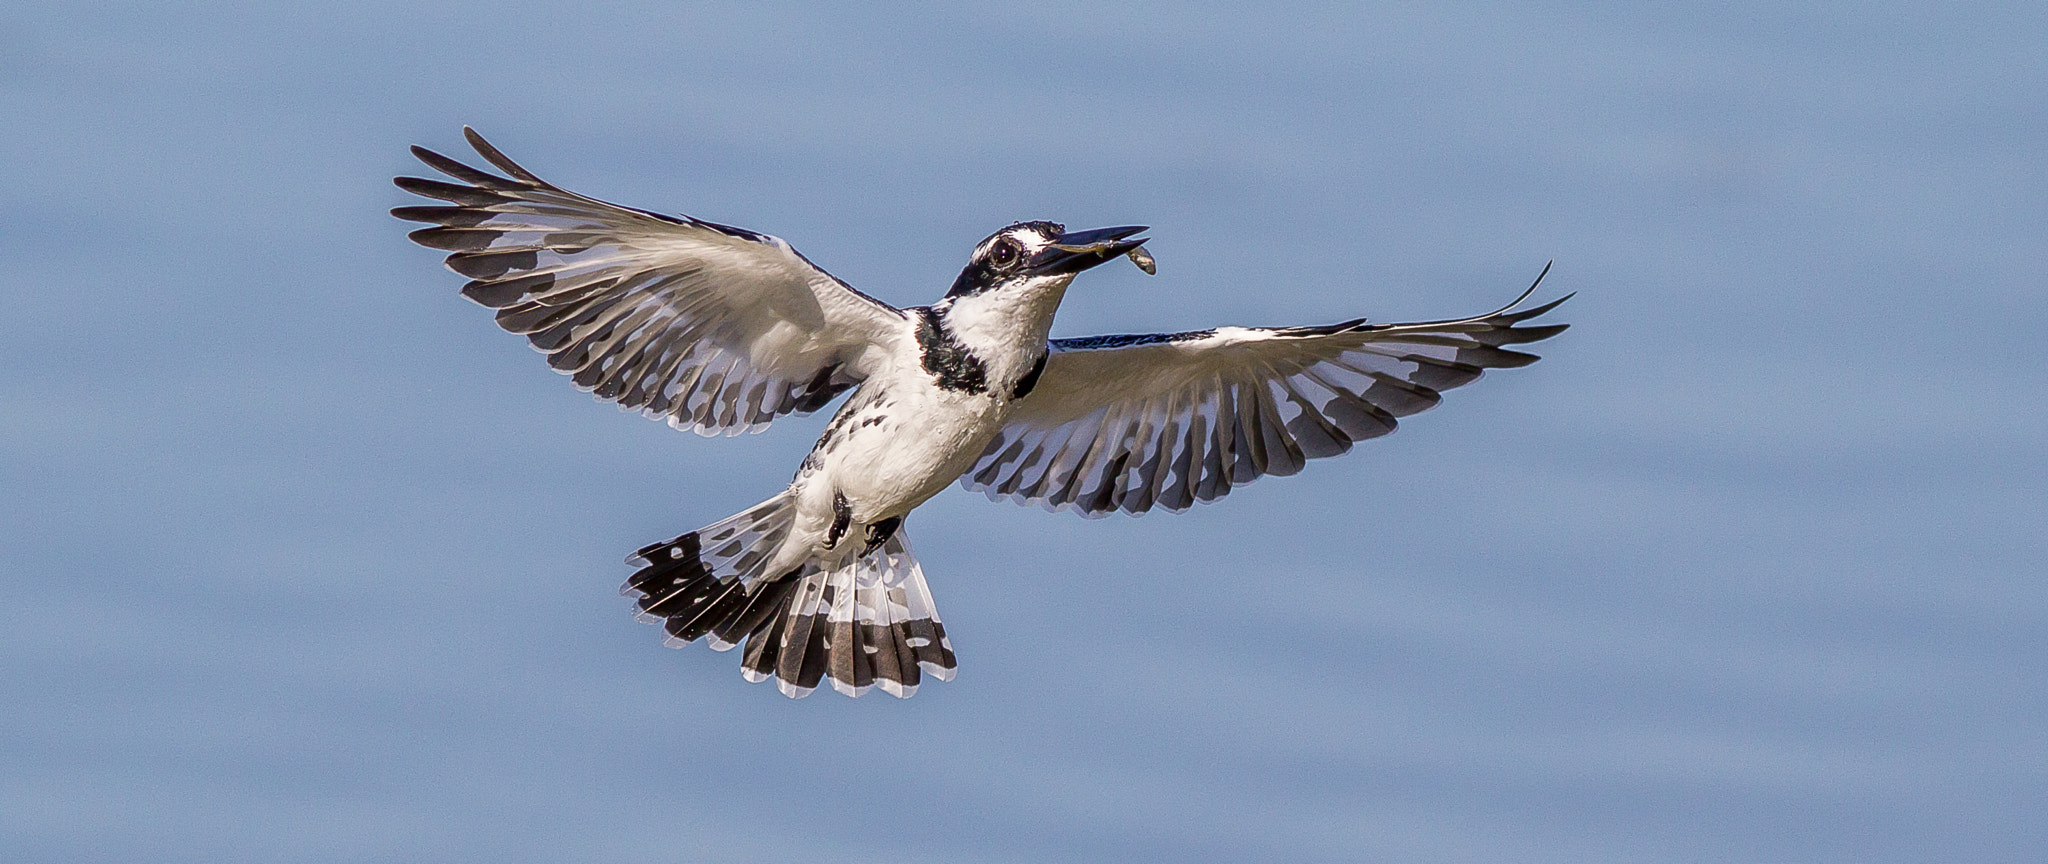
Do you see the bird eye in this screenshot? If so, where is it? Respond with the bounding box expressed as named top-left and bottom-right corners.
top-left (990, 239), bottom-right (1020, 266)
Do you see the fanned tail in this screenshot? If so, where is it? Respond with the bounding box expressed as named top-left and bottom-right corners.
top-left (747, 533), bottom-right (956, 698)
top-left (623, 504), bottom-right (955, 698)
top-left (622, 491), bottom-right (801, 649)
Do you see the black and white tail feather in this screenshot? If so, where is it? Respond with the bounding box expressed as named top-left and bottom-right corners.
top-left (622, 493), bottom-right (956, 698)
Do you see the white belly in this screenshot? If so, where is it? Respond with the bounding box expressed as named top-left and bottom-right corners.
top-left (814, 382), bottom-right (1003, 521)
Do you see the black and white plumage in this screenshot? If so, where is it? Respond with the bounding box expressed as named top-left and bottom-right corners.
top-left (394, 128), bottom-right (1571, 698)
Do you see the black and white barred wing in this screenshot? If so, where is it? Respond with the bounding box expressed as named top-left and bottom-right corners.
top-left (394, 128), bottom-right (904, 435)
top-left (963, 275), bottom-right (1570, 516)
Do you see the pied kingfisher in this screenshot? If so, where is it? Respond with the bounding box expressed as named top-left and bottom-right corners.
top-left (394, 128), bottom-right (1571, 698)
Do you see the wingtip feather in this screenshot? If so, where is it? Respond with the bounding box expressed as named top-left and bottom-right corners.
top-left (463, 126), bottom-right (546, 184)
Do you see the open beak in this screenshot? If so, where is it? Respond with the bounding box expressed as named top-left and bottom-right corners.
top-left (1028, 225), bottom-right (1149, 276)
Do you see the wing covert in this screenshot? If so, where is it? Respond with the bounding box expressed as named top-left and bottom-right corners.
top-left (962, 269), bottom-right (1570, 516)
top-left (394, 128), bottom-right (905, 435)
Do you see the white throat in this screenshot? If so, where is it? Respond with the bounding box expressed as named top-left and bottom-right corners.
top-left (938, 276), bottom-right (1071, 379)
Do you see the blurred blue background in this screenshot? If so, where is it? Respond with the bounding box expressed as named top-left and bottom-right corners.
top-left (4, 2), bottom-right (2043, 861)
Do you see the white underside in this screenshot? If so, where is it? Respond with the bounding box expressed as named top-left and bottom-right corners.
top-left (780, 359), bottom-right (1012, 574)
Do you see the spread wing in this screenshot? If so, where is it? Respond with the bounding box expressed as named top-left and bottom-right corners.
top-left (962, 269), bottom-right (1570, 516)
top-left (393, 128), bottom-right (905, 436)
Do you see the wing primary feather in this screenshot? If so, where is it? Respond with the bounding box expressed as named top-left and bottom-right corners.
top-left (1371, 261), bottom-right (1559, 332)
top-left (1278, 380), bottom-right (1351, 460)
top-left (407, 226), bottom-right (502, 251)
top-left (462, 127), bottom-right (549, 185)
top-left (409, 145), bottom-right (523, 190)
top-left (390, 205), bottom-right (493, 227)
top-left (393, 176), bottom-right (512, 207)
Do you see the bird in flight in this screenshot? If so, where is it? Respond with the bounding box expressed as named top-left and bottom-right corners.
top-left (394, 128), bottom-right (1570, 699)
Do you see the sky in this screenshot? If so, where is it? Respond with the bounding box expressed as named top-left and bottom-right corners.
top-left (3, 2), bottom-right (2044, 861)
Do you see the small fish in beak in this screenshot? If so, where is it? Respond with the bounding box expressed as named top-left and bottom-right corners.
top-left (1125, 245), bottom-right (1156, 275)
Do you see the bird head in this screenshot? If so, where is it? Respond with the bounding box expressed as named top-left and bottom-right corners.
top-left (944, 222), bottom-right (1149, 299)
